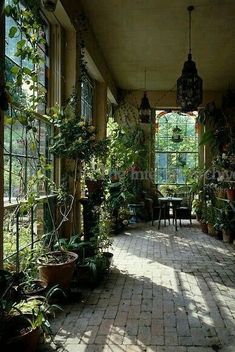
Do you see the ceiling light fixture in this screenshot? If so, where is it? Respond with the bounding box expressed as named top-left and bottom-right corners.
top-left (139, 69), bottom-right (151, 123)
top-left (177, 5), bottom-right (202, 112)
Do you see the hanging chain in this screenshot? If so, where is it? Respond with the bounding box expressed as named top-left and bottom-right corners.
top-left (188, 5), bottom-right (194, 54)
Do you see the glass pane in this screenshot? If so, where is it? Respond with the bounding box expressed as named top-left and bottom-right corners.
top-left (11, 156), bottom-right (25, 200)
top-left (5, 16), bottom-right (21, 65)
top-left (40, 122), bottom-right (46, 154)
top-left (12, 122), bottom-right (25, 156)
top-left (27, 129), bottom-right (37, 157)
top-left (167, 168), bottom-right (176, 184)
top-left (157, 153), bottom-right (167, 168)
top-left (157, 168), bottom-right (167, 184)
top-left (4, 155), bottom-right (10, 201)
top-left (176, 168), bottom-right (185, 184)
top-left (4, 125), bottom-right (11, 152)
top-left (38, 48), bottom-right (46, 86)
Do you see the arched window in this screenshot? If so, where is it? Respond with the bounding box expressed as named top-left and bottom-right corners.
top-left (155, 110), bottom-right (198, 186)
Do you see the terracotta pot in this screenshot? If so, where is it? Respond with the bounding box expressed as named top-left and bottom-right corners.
top-left (222, 229), bottom-right (233, 243)
top-left (207, 223), bottom-right (216, 236)
top-left (3, 316), bottom-right (40, 352)
top-left (226, 189), bottom-right (235, 201)
top-left (217, 189), bottom-right (227, 199)
top-left (102, 252), bottom-right (113, 269)
top-left (7, 327), bottom-right (40, 352)
top-left (38, 251), bottom-right (78, 288)
top-left (85, 179), bottom-right (104, 194)
top-left (20, 279), bottom-right (47, 297)
top-left (200, 222), bottom-right (208, 234)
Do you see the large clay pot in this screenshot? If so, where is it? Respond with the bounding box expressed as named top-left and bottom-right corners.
top-left (200, 222), bottom-right (208, 234)
top-left (217, 189), bottom-right (227, 199)
top-left (222, 229), bottom-right (231, 243)
top-left (3, 316), bottom-right (40, 352)
top-left (102, 252), bottom-right (113, 269)
top-left (207, 223), bottom-right (216, 236)
top-left (38, 251), bottom-right (78, 288)
top-left (85, 179), bottom-right (104, 194)
top-left (226, 189), bottom-right (235, 201)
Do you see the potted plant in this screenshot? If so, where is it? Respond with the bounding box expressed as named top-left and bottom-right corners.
top-left (216, 206), bottom-right (235, 243)
top-left (0, 271), bottom-right (62, 352)
top-left (20, 279), bottom-right (47, 298)
top-left (226, 185), bottom-right (235, 201)
top-left (192, 198), bottom-right (203, 221)
top-left (206, 204), bottom-right (216, 236)
top-left (37, 250), bottom-right (78, 289)
top-left (75, 206), bottom-right (113, 287)
top-left (199, 205), bottom-right (208, 234)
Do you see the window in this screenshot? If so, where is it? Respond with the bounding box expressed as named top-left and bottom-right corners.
top-left (3, 0), bottom-right (55, 267)
top-left (4, 113), bottom-right (52, 203)
top-left (155, 110), bottom-right (198, 186)
top-left (4, 0), bottom-right (51, 203)
top-left (81, 74), bottom-right (94, 124)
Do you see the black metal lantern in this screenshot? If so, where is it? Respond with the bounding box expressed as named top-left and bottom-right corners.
top-left (172, 126), bottom-right (183, 143)
top-left (139, 92), bottom-right (151, 123)
top-left (139, 69), bottom-right (151, 123)
top-left (177, 6), bottom-right (202, 112)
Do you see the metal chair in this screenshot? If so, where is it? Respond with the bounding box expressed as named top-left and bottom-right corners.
top-left (151, 190), bottom-right (170, 227)
top-left (174, 192), bottom-right (193, 226)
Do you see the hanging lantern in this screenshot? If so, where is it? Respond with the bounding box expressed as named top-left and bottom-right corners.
top-left (177, 6), bottom-right (203, 112)
top-left (41, 0), bottom-right (58, 12)
top-left (172, 126), bottom-right (183, 143)
top-left (139, 92), bottom-right (151, 123)
top-left (139, 69), bottom-right (151, 123)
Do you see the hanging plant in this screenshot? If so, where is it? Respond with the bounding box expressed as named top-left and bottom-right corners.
top-left (48, 99), bottom-right (109, 163)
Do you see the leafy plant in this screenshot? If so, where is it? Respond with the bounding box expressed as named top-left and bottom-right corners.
top-left (47, 97), bottom-right (108, 162)
top-left (215, 206), bottom-right (235, 232)
top-left (53, 235), bottom-right (83, 252)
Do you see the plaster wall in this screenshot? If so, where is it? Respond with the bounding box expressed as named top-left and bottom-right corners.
top-left (124, 90), bottom-right (225, 109)
top-left (0, 0), bottom-right (4, 268)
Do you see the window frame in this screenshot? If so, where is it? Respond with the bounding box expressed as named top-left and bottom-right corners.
top-left (81, 73), bottom-right (94, 125)
top-left (155, 109), bottom-right (199, 186)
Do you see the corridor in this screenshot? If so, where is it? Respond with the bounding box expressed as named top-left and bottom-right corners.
top-left (47, 222), bottom-right (235, 352)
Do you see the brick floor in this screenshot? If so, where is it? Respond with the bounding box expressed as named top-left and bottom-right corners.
top-left (39, 221), bottom-right (235, 351)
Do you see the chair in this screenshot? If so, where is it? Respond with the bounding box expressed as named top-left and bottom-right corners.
top-left (174, 191), bottom-right (193, 226)
top-left (151, 190), bottom-right (170, 226)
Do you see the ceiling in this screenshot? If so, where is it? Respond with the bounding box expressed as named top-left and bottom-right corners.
top-left (81, 0), bottom-right (235, 92)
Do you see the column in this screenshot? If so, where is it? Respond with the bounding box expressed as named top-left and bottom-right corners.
top-left (95, 81), bottom-right (107, 139)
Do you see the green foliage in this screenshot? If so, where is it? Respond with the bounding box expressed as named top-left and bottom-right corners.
top-left (215, 205), bottom-right (235, 231)
top-left (106, 119), bottom-right (148, 210)
top-left (106, 119), bottom-right (147, 171)
top-left (206, 205), bottom-right (216, 224)
top-left (53, 235), bottom-right (83, 252)
top-left (5, 0), bottom-right (46, 109)
top-left (47, 99), bottom-right (109, 163)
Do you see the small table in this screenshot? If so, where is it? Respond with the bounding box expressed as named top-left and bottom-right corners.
top-left (158, 197), bottom-right (183, 231)
top-left (128, 203), bottom-right (145, 224)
